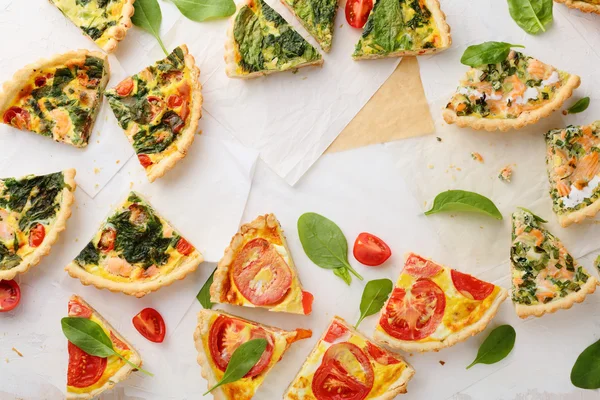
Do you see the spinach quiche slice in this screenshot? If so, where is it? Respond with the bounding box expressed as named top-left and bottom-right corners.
top-left (554, 0), bottom-right (600, 14)
top-left (50, 0), bottom-right (135, 53)
top-left (225, 0), bottom-right (323, 79)
top-left (0, 50), bottom-right (109, 147)
top-left (194, 309), bottom-right (311, 400)
top-left (443, 50), bottom-right (580, 131)
top-left (352, 0), bottom-right (451, 60)
top-left (510, 208), bottom-right (597, 318)
top-left (65, 191), bottom-right (203, 297)
top-left (66, 295), bottom-right (141, 399)
top-left (106, 45), bottom-right (202, 182)
top-left (0, 169), bottom-right (76, 281)
top-left (280, 0), bottom-right (338, 52)
top-left (210, 213), bottom-right (314, 315)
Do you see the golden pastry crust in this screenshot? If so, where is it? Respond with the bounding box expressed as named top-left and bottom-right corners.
top-left (101, 0), bottom-right (136, 53)
top-left (554, 0), bottom-right (600, 14)
top-left (557, 198), bottom-right (600, 227)
top-left (0, 169), bottom-right (76, 281)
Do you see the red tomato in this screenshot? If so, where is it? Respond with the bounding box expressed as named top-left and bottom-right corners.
top-left (138, 154), bottom-right (153, 168)
top-left (67, 342), bottom-right (107, 388)
top-left (0, 280), bottom-right (21, 312)
top-left (302, 291), bottom-right (314, 315)
top-left (353, 232), bottom-right (391, 266)
top-left (403, 253), bottom-right (443, 278)
top-left (366, 341), bottom-right (400, 365)
top-left (379, 279), bottom-right (446, 341)
top-left (68, 298), bottom-right (92, 318)
top-left (115, 77), bottom-right (134, 96)
top-left (28, 223), bottom-right (45, 247)
top-left (34, 76), bottom-right (47, 87)
top-left (3, 107), bottom-right (30, 130)
top-left (324, 319), bottom-right (349, 343)
top-left (167, 94), bottom-right (183, 108)
top-left (110, 331), bottom-right (130, 351)
top-left (180, 100), bottom-right (190, 122)
top-left (132, 308), bottom-right (166, 343)
top-left (345, 0), bottom-right (373, 29)
top-left (451, 269), bottom-right (494, 300)
top-left (231, 238), bottom-right (292, 306)
top-left (175, 238), bottom-right (195, 256)
top-left (97, 228), bottom-right (116, 253)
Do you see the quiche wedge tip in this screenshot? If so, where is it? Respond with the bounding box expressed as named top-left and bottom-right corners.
top-left (554, 0), bottom-right (600, 14)
top-left (280, 0), bottom-right (338, 52)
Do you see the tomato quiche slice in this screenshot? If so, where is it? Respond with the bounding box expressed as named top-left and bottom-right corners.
top-left (210, 213), bottom-right (314, 315)
top-left (284, 316), bottom-right (415, 400)
top-left (106, 45), bottom-right (202, 182)
top-left (0, 169), bottom-right (76, 281)
top-left (225, 0), bottom-right (323, 79)
top-left (555, 0), bottom-right (600, 14)
top-left (0, 50), bottom-right (110, 147)
top-left (194, 309), bottom-right (312, 400)
top-left (50, 0), bottom-right (135, 52)
top-left (352, 0), bottom-right (451, 60)
top-left (443, 50), bottom-right (580, 131)
top-left (510, 208), bottom-right (597, 318)
top-left (65, 191), bottom-right (203, 297)
top-left (280, 0), bottom-right (338, 52)
top-left (374, 253), bottom-right (507, 352)
top-left (66, 295), bottom-right (141, 399)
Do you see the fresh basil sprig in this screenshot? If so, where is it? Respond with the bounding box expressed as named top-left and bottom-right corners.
top-left (170, 0), bottom-right (236, 21)
top-left (298, 212), bottom-right (363, 285)
top-left (197, 268), bottom-right (216, 309)
top-left (466, 325), bottom-right (516, 369)
top-left (355, 279), bottom-right (393, 328)
top-left (204, 338), bottom-right (267, 394)
top-left (132, 0), bottom-right (169, 56)
top-left (461, 42), bottom-right (525, 67)
top-left (571, 339), bottom-right (600, 388)
top-left (425, 190), bottom-right (503, 220)
top-left (507, 0), bottom-right (553, 35)
top-left (565, 97), bottom-right (590, 114)
top-left (61, 317), bottom-right (153, 376)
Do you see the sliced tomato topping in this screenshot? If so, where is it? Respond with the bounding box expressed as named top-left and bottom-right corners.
top-left (34, 76), bottom-right (47, 87)
top-left (231, 238), bottom-right (292, 306)
top-left (3, 107), bottom-right (30, 130)
top-left (132, 308), bottom-right (166, 343)
top-left (324, 319), bottom-right (349, 343)
top-left (110, 331), bottom-right (130, 351)
top-left (97, 228), bottom-right (116, 253)
top-left (302, 291), bottom-right (314, 315)
top-left (366, 341), bottom-right (400, 365)
top-left (138, 154), bottom-right (153, 168)
top-left (67, 342), bottom-right (107, 388)
top-left (28, 223), bottom-right (45, 247)
top-left (353, 232), bottom-right (391, 266)
top-left (175, 238), bottom-right (194, 256)
top-left (68, 298), bottom-right (92, 318)
top-left (115, 77), bottom-right (134, 96)
top-left (345, 0), bottom-right (373, 29)
top-left (451, 269), bottom-right (494, 300)
top-left (0, 280), bottom-right (21, 312)
top-left (167, 94), bottom-right (183, 108)
top-left (403, 253), bottom-right (443, 278)
top-left (380, 279), bottom-right (446, 341)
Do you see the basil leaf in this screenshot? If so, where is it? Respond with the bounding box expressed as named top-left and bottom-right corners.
top-left (517, 207), bottom-right (547, 223)
top-left (297, 212), bottom-right (363, 285)
top-left (355, 279), bottom-right (393, 328)
top-left (425, 190), bottom-right (503, 220)
top-left (566, 97), bottom-right (590, 114)
top-left (571, 339), bottom-right (600, 388)
top-left (132, 0), bottom-right (169, 55)
top-left (204, 338), bottom-right (267, 394)
top-left (466, 325), bottom-right (516, 369)
top-left (460, 42), bottom-right (525, 67)
top-left (170, 0), bottom-right (236, 21)
top-left (197, 267), bottom-right (216, 309)
top-left (507, 0), bottom-right (553, 35)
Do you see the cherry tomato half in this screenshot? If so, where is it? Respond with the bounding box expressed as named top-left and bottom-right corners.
top-left (28, 223), bottom-right (45, 248)
top-left (353, 232), bottom-right (391, 266)
top-left (138, 154), bottom-right (153, 168)
top-left (115, 77), bottom-right (134, 96)
top-left (132, 308), bottom-right (166, 343)
top-left (175, 238), bottom-right (195, 256)
top-left (345, 0), bottom-right (373, 29)
top-left (0, 279), bottom-right (21, 312)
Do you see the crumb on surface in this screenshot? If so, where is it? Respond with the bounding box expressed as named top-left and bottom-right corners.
top-left (93, 168), bottom-right (101, 174)
top-left (94, 184), bottom-right (99, 189)
top-left (116, 160), bottom-right (120, 164)
top-left (130, 182), bottom-right (134, 189)
top-left (439, 360), bottom-right (445, 366)
top-left (436, 137), bottom-right (442, 142)
top-left (498, 165), bottom-right (513, 182)
top-left (428, 164), bottom-right (434, 169)
top-left (11, 347), bottom-right (23, 357)
top-left (471, 152), bottom-right (484, 163)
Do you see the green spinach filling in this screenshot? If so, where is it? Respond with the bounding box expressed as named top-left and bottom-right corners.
top-left (282, 0), bottom-right (337, 48)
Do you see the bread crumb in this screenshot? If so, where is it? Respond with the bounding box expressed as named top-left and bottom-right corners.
top-left (94, 184), bottom-right (99, 189)
top-left (427, 164), bottom-right (434, 169)
top-left (130, 182), bottom-right (134, 189)
top-left (471, 152), bottom-right (484, 163)
top-left (499, 165), bottom-right (513, 182)
top-left (11, 347), bottom-right (23, 357)
top-left (439, 360), bottom-right (445, 366)
top-left (94, 168), bottom-right (101, 174)
top-left (116, 160), bottom-right (120, 164)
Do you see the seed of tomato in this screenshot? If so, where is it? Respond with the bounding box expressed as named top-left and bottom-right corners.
top-left (345, 0), bottom-right (373, 29)
top-left (353, 232), bottom-right (391, 266)
top-left (0, 280), bottom-right (21, 312)
top-left (133, 308), bottom-right (166, 343)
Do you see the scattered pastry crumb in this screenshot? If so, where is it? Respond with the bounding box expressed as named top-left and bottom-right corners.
top-left (427, 164), bottom-right (434, 169)
top-left (292, 69), bottom-right (299, 74)
top-left (409, 353), bottom-right (413, 357)
top-left (130, 182), bottom-right (134, 189)
top-left (302, 77), bottom-right (307, 80)
top-left (436, 137), bottom-right (442, 142)
top-left (94, 184), bottom-right (99, 189)
top-left (116, 160), bottom-right (120, 164)
top-left (498, 165), bottom-right (513, 182)
top-left (11, 347), bottom-right (23, 357)
top-left (439, 360), bottom-right (445, 366)
top-left (94, 168), bottom-right (101, 174)
top-left (96, 140), bottom-right (100, 144)
top-left (5, 358), bottom-right (8, 363)
top-left (471, 152), bottom-right (484, 163)
top-left (340, 24), bottom-right (343, 28)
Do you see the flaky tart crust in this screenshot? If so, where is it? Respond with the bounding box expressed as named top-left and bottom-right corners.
top-left (558, 199), bottom-right (600, 227)
top-left (554, 0), bottom-right (600, 14)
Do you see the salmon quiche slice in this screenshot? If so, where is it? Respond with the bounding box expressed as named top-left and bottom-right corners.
top-left (352, 0), bottom-right (451, 60)
top-left (0, 169), bottom-right (76, 281)
top-left (65, 191), bottom-right (203, 297)
top-left (280, 0), bottom-right (338, 52)
top-left (546, 121), bottom-right (600, 227)
top-left (284, 316), bottom-right (415, 400)
top-left (194, 309), bottom-right (312, 400)
top-left (0, 50), bottom-right (109, 147)
top-left (225, 0), bottom-right (323, 78)
top-left (555, 0), bottom-right (600, 14)
top-left (374, 253), bottom-right (507, 352)
top-left (66, 295), bottom-right (141, 399)
top-left (443, 50), bottom-right (580, 131)
top-left (106, 45), bottom-right (202, 182)
top-left (210, 213), bottom-right (314, 315)
top-left (510, 208), bottom-right (597, 318)
top-left (50, 0), bottom-right (135, 52)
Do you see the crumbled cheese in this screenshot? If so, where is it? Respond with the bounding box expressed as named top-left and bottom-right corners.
top-left (542, 71), bottom-right (559, 87)
top-left (561, 176), bottom-right (600, 208)
top-left (515, 87), bottom-right (540, 105)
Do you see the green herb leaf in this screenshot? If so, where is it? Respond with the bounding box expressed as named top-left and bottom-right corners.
top-left (170, 0), bottom-right (236, 21)
top-left (132, 0), bottom-right (169, 55)
top-left (204, 338), bottom-right (267, 394)
top-left (572, 339), bottom-right (600, 388)
top-left (460, 42), bottom-right (525, 67)
top-left (197, 268), bottom-right (216, 309)
top-left (517, 207), bottom-right (547, 223)
top-left (594, 255), bottom-right (600, 275)
top-left (297, 212), bottom-right (363, 285)
top-left (507, 0), bottom-right (553, 35)
top-left (355, 279), bottom-right (393, 328)
top-left (466, 325), bottom-right (516, 369)
top-left (566, 97), bottom-right (590, 114)
top-left (425, 190), bottom-right (503, 220)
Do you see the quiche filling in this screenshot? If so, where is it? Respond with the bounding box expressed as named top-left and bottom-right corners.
top-left (281, 0), bottom-right (337, 51)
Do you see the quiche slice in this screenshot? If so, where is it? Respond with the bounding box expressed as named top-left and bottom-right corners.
top-left (225, 0), bottom-right (323, 78)
top-left (352, 0), bottom-right (451, 60)
top-left (210, 213), bottom-right (314, 315)
top-left (0, 169), bottom-right (76, 281)
top-left (510, 208), bottom-right (597, 318)
top-left (194, 309), bottom-right (312, 400)
top-left (106, 45), bottom-right (202, 182)
top-left (284, 316), bottom-right (415, 399)
top-left (0, 50), bottom-right (110, 147)
top-left (50, 0), bottom-right (135, 52)
top-left (554, 0), bottom-right (600, 14)
top-left (280, 0), bottom-right (338, 52)
top-left (66, 295), bottom-right (141, 399)
top-left (443, 50), bottom-right (580, 131)
top-left (374, 253), bottom-right (507, 352)
top-left (65, 191), bottom-right (203, 297)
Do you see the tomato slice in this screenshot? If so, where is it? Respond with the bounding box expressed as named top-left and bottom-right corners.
top-left (115, 77), bottom-right (134, 96)
top-left (302, 291), bottom-right (314, 315)
top-left (324, 319), bottom-right (350, 343)
top-left (67, 342), bottom-right (107, 388)
top-left (68, 298), bottom-right (92, 318)
top-left (353, 232), bottom-right (391, 266)
top-left (175, 238), bottom-right (195, 256)
top-left (28, 223), bottom-right (45, 247)
top-left (451, 269), bottom-right (494, 300)
top-left (232, 238), bottom-right (292, 306)
top-left (380, 279), bottom-right (446, 341)
top-left (167, 94), bottom-right (183, 108)
top-left (0, 280), bottom-right (21, 312)
top-left (34, 76), bottom-right (47, 87)
top-left (403, 253), bottom-right (443, 278)
top-left (97, 228), bottom-right (116, 253)
top-left (345, 0), bottom-right (373, 29)
top-left (366, 341), bottom-right (400, 365)
top-left (138, 154), bottom-right (153, 168)
top-left (132, 308), bottom-right (166, 343)
top-left (3, 106), bottom-right (30, 130)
